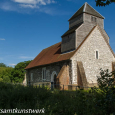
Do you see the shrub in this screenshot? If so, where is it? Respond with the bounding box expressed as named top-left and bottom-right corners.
top-left (91, 69), bottom-right (115, 115)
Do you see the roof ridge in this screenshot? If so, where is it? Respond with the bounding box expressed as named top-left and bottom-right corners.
top-left (68, 3), bottom-right (85, 21)
top-left (85, 3), bottom-right (104, 19)
top-left (61, 22), bottom-right (82, 37)
top-left (83, 2), bottom-right (87, 12)
top-left (25, 41), bottom-right (75, 69)
top-left (68, 2), bottom-right (104, 21)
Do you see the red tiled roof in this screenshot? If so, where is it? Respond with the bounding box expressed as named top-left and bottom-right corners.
top-left (25, 25), bottom-right (115, 70)
top-left (25, 42), bottom-right (75, 69)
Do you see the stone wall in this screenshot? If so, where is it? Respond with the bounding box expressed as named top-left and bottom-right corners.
top-left (71, 26), bottom-right (115, 85)
top-left (26, 61), bottom-right (72, 86)
top-left (26, 62), bottom-right (63, 85)
top-left (76, 23), bottom-right (109, 49)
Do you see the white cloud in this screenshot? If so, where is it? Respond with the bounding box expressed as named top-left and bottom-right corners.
top-left (13, 0), bottom-right (56, 4)
top-left (13, 0), bottom-right (37, 4)
top-left (0, 0), bottom-right (56, 14)
top-left (0, 38), bottom-right (5, 40)
top-left (9, 64), bottom-right (16, 66)
top-left (0, 2), bottom-right (19, 12)
top-left (20, 4), bottom-right (38, 8)
top-left (12, 0), bottom-right (56, 8)
top-left (0, 0), bottom-right (71, 15)
top-left (19, 56), bottom-right (34, 59)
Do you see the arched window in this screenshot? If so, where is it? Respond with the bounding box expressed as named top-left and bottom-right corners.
top-left (51, 71), bottom-right (57, 89)
top-left (51, 71), bottom-right (57, 82)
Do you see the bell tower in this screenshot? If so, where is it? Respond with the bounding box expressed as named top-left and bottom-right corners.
top-left (61, 2), bottom-right (107, 53)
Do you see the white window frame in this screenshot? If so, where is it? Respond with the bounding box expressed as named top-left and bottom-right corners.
top-left (42, 67), bottom-right (46, 81)
top-left (30, 73), bottom-right (33, 81)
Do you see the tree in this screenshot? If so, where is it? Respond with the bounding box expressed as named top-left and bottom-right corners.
top-left (11, 60), bottom-right (32, 83)
top-left (2, 76), bottom-right (11, 83)
top-left (0, 63), bottom-right (7, 67)
top-left (95, 0), bottom-right (115, 6)
top-left (0, 67), bottom-right (13, 83)
top-left (92, 69), bottom-right (115, 114)
top-left (97, 69), bottom-right (115, 90)
top-left (0, 78), bottom-right (3, 82)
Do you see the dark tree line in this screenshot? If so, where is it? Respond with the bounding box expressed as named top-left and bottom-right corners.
top-left (0, 63), bottom-right (7, 67)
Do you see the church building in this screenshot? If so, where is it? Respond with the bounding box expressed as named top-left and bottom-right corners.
top-left (25, 2), bottom-right (115, 89)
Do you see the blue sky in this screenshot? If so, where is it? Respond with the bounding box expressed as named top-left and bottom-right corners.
top-left (0, 0), bottom-right (115, 67)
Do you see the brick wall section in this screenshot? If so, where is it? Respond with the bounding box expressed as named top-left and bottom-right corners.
top-left (71, 26), bottom-right (115, 85)
top-left (77, 61), bottom-right (88, 88)
top-left (77, 64), bottom-right (83, 87)
top-left (112, 62), bottom-right (115, 71)
top-left (57, 62), bottom-right (70, 90)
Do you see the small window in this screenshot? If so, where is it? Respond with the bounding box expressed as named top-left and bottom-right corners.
top-left (94, 17), bottom-right (97, 22)
top-left (91, 16), bottom-right (97, 22)
top-left (42, 67), bottom-right (46, 81)
top-left (31, 73), bottom-right (33, 81)
top-left (96, 51), bottom-right (98, 59)
top-left (91, 16), bottom-right (93, 22)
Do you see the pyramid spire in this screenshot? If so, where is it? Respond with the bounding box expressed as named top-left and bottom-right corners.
top-left (68, 2), bottom-right (104, 21)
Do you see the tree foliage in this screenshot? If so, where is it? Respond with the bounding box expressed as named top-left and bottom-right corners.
top-left (97, 69), bottom-right (115, 89)
top-left (91, 69), bottom-right (115, 115)
top-left (96, 0), bottom-right (115, 6)
top-left (0, 67), bottom-right (13, 83)
top-left (11, 60), bottom-right (31, 83)
top-left (0, 63), bottom-right (7, 67)
top-left (0, 60), bottom-right (31, 83)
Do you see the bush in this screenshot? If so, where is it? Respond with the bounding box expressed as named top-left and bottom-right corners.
top-left (91, 69), bottom-right (115, 115)
top-left (0, 69), bottom-right (115, 115)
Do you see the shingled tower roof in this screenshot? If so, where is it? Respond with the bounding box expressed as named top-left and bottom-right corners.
top-left (68, 2), bottom-right (104, 21)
